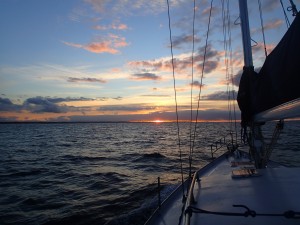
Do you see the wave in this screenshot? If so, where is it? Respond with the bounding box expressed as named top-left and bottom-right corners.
top-left (3, 168), bottom-right (47, 177)
top-left (104, 183), bottom-right (178, 225)
top-left (61, 155), bottom-right (107, 162)
top-left (143, 152), bottom-right (166, 158)
top-left (132, 152), bottom-right (167, 163)
top-left (2, 122), bottom-right (299, 225)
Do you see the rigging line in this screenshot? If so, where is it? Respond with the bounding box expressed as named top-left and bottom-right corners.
top-left (226, 0), bottom-right (238, 144)
top-left (280, 0), bottom-right (291, 28)
top-left (222, 0), bottom-right (238, 144)
top-left (191, 0), bottom-right (214, 159)
top-left (222, 1), bottom-right (231, 126)
top-left (258, 0), bottom-right (268, 57)
top-left (288, 0), bottom-right (298, 16)
top-left (222, 0), bottom-right (231, 124)
top-left (189, 0), bottom-right (197, 180)
top-left (166, 0), bottom-right (185, 197)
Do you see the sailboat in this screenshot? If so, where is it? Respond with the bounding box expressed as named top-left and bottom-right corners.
top-left (144, 0), bottom-right (300, 224)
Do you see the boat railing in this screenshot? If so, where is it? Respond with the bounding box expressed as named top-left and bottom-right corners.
top-left (210, 132), bottom-right (237, 159)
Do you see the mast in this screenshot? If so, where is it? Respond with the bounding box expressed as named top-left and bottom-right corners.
top-left (238, 0), bottom-right (253, 69)
top-left (238, 0), bottom-right (266, 168)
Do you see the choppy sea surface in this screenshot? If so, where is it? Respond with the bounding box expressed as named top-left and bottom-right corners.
top-left (1, 121), bottom-right (300, 225)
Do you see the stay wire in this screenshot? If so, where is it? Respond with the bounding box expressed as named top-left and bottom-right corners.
top-left (221, 0), bottom-right (231, 126)
top-left (191, 0), bottom-right (214, 160)
top-left (258, 0), bottom-right (268, 58)
top-left (189, 0), bottom-right (197, 180)
top-left (288, 0), bottom-right (298, 16)
top-left (227, 1), bottom-right (238, 144)
top-left (222, 0), bottom-right (238, 144)
top-left (166, 0), bottom-right (185, 197)
top-left (280, 0), bottom-right (291, 28)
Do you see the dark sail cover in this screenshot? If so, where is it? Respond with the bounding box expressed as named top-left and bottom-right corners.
top-left (238, 12), bottom-right (300, 125)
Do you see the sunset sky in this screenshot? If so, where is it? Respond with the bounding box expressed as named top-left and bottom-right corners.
top-left (0, 0), bottom-right (299, 122)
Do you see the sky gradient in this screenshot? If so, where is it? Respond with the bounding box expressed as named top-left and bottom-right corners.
top-left (0, 0), bottom-right (299, 122)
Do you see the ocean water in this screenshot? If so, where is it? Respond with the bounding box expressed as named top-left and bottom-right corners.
top-left (0, 121), bottom-right (300, 225)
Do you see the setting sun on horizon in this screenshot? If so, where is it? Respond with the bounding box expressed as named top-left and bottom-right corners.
top-left (152, 119), bottom-right (164, 123)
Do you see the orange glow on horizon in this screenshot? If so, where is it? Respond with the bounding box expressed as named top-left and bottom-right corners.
top-left (152, 119), bottom-right (163, 123)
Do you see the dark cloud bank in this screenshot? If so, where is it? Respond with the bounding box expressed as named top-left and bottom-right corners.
top-left (0, 96), bottom-right (240, 122)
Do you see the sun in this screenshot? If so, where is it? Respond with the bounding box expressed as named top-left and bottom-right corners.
top-left (153, 119), bottom-right (163, 123)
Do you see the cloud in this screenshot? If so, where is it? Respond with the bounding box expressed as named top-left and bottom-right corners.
top-left (190, 81), bottom-right (205, 88)
top-left (84, 42), bottom-right (119, 54)
top-left (131, 73), bottom-right (161, 81)
top-left (140, 94), bottom-right (170, 97)
top-left (195, 44), bottom-right (220, 60)
top-left (44, 97), bottom-right (96, 103)
top-left (62, 34), bottom-right (129, 54)
top-left (148, 109), bottom-right (239, 121)
top-left (172, 34), bottom-right (201, 48)
top-left (0, 108), bottom-right (240, 122)
top-left (197, 60), bottom-right (219, 73)
top-left (112, 96), bottom-right (123, 100)
top-left (252, 42), bottom-right (276, 56)
top-left (201, 5), bottom-right (218, 17)
top-left (0, 97), bottom-right (22, 112)
top-left (63, 41), bottom-right (117, 54)
top-left (84, 0), bottom-right (168, 16)
top-left (202, 90), bottom-right (237, 100)
top-left (0, 96), bottom-right (91, 114)
top-left (93, 23), bottom-right (128, 30)
top-left (252, 20), bottom-right (283, 34)
top-left (23, 97), bottom-right (73, 113)
top-left (231, 66), bottom-right (262, 87)
top-left (232, 69), bottom-right (243, 87)
top-left (0, 96), bottom-right (239, 122)
top-left (68, 7), bottom-right (88, 23)
top-left (128, 60), bottom-right (169, 72)
top-left (67, 77), bottom-right (106, 83)
top-left (259, 0), bottom-right (279, 12)
top-left (99, 104), bottom-right (155, 112)
top-left (128, 44), bottom-right (221, 77)
top-left (263, 19), bottom-right (283, 30)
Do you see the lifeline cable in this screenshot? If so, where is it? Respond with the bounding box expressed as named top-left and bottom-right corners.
top-left (186, 205), bottom-right (300, 219)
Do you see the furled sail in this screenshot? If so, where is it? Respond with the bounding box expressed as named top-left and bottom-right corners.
top-left (238, 13), bottom-right (300, 125)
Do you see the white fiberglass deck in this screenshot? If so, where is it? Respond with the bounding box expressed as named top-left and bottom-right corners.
top-left (190, 152), bottom-right (300, 225)
top-left (145, 151), bottom-right (300, 225)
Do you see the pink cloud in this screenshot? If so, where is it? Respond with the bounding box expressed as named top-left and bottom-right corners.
top-left (112, 23), bottom-right (128, 30)
top-left (85, 42), bottom-right (119, 54)
top-left (63, 41), bottom-right (118, 54)
top-left (62, 34), bottom-right (129, 54)
top-left (93, 23), bottom-right (128, 30)
top-left (264, 19), bottom-right (283, 30)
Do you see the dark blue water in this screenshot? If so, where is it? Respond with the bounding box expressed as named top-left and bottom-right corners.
top-left (0, 121), bottom-right (299, 225)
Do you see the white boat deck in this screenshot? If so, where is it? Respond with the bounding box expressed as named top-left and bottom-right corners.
top-left (190, 152), bottom-right (300, 225)
top-left (145, 151), bottom-right (300, 225)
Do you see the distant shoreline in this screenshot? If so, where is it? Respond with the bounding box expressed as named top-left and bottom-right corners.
top-left (0, 120), bottom-right (234, 124)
